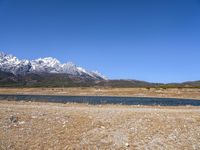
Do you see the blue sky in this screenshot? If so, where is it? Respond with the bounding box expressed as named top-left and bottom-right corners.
top-left (0, 0), bottom-right (200, 83)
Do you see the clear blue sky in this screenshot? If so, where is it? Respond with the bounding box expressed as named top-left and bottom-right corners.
top-left (0, 0), bottom-right (200, 83)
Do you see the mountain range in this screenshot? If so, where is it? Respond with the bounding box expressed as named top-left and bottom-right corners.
top-left (0, 52), bottom-right (199, 88)
top-left (0, 52), bottom-right (108, 87)
top-left (0, 52), bottom-right (106, 79)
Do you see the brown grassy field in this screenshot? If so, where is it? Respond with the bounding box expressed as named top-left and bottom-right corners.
top-left (0, 87), bottom-right (200, 100)
top-left (0, 101), bottom-right (200, 149)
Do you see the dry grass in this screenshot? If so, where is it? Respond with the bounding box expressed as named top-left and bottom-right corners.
top-left (0, 87), bottom-right (200, 100)
top-left (0, 101), bottom-right (200, 149)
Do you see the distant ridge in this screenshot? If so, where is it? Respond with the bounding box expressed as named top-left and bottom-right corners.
top-left (0, 52), bottom-right (199, 87)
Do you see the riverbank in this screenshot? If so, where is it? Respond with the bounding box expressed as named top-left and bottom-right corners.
top-left (0, 101), bottom-right (200, 149)
top-left (0, 87), bottom-right (200, 100)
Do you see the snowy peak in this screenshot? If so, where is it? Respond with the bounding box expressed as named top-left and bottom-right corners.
top-left (34, 57), bottom-right (60, 66)
top-left (30, 57), bottom-right (61, 73)
top-left (0, 52), bottom-right (31, 75)
top-left (0, 52), bottom-right (107, 80)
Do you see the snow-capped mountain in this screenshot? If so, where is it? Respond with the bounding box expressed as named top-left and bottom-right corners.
top-left (0, 52), bottom-right (106, 80)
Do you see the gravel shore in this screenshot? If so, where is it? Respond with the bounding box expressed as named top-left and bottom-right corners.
top-left (0, 101), bottom-right (200, 149)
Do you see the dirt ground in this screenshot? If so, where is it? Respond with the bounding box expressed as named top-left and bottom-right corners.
top-left (0, 87), bottom-right (200, 100)
top-left (0, 101), bottom-right (200, 150)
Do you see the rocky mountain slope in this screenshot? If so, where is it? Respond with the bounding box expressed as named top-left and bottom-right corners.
top-left (0, 52), bottom-right (109, 87)
top-left (0, 52), bottom-right (106, 80)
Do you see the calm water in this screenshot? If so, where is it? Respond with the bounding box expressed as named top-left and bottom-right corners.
top-left (0, 94), bottom-right (200, 106)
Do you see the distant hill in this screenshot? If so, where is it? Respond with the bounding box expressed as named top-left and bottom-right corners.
top-left (0, 70), bottom-right (199, 88)
top-left (164, 81), bottom-right (200, 88)
top-left (0, 69), bottom-right (155, 87)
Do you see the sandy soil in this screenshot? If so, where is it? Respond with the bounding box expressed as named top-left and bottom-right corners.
top-left (0, 101), bottom-right (200, 150)
top-left (0, 87), bottom-right (200, 100)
